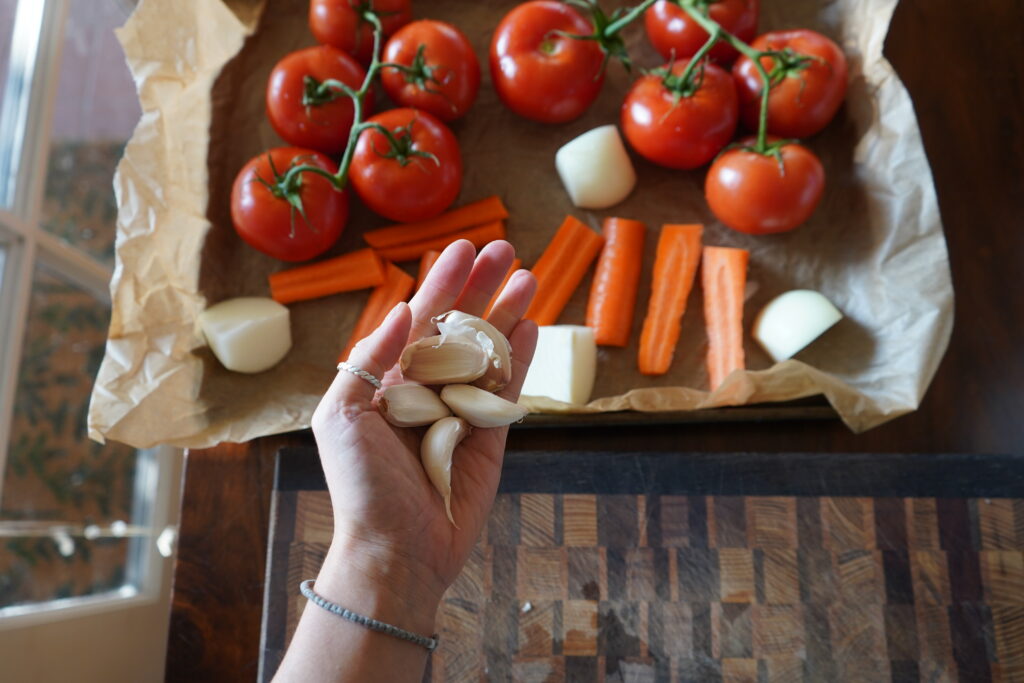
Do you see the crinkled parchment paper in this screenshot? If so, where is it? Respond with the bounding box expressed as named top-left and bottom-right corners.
top-left (88, 0), bottom-right (952, 448)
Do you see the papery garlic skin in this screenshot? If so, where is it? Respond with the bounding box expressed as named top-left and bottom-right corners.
top-left (440, 384), bottom-right (528, 428)
top-left (421, 417), bottom-right (471, 526)
top-left (378, 384), bottom-right (451, 427)
top-left (400, 335), bottom-right (490, 384)
top-left (434, 310), bottom-right (513, 392)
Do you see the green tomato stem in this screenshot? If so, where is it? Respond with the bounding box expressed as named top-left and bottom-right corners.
top-left (673, 27), bottom-right (720, 95)
top-left (333, 11), bottom-right (384, 187)
top-left (279, 11), bottom-right (385, 195)
top-left (603, 0), bottom-right (659, 37)
top-left (677, 0), bottom-right (773, 153)
top-left (280, 163), bottom-right (340, 191)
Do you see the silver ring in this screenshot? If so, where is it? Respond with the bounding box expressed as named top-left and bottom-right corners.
top-left (336, 361), bottom-right (382, 389)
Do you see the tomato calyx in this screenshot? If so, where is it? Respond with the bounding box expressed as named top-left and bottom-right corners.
top-left (253, 153), bottom-right (340, 237)
top-left (763, 47), bottom-right (825, 88)
top-left (557, 0), bottom-right (633, 71)
top-left (722, 137), bottom-right (800, 173)
top-left (363, 120), bottom-right (440, 168)
top-left (651, 59), bottom-right (704, 99)
top-left (380, 44), bottom-right (450, 97)
top-left (301, 75), bottom-right (359, 108)
top-left (651, 20), bottom-right (722, 99)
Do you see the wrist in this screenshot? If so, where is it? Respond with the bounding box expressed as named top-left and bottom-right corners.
top-left (314, 534), bottom-right (443, 638)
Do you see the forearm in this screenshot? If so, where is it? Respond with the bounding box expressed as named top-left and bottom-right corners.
top-left (274, 539), bottom-right (442, 683)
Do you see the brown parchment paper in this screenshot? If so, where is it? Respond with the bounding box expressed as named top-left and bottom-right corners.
top-left (89, 0), bottom-right (952, 448)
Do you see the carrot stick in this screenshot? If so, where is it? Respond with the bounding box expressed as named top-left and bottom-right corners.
top-left (524, 216), bottom-right (604, 326)
top-left (702, 245), bottom-right (749, 391)
top-left (375, 221), bottom-right (506, 262)
top-left (269, 248), bottom-right (386, 304)
top-left (637, 224), bottom-right (703, 375)
top-left (586, 217), bottom-right (646, 347)
top-left (363, 196), bottom-right (509, 248)
top-left (416, 250), bottom-right (441, 291)
top-left (483, 258), bottom-right (522, 318)
top-left (339, 262), bottom-right (415, 362)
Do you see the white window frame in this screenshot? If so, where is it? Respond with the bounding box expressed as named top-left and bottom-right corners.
top-left (0, 0), bottom-right (179, 626)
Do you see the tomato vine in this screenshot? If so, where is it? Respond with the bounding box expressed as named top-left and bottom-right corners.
top-left (271, 11), bottom-right (389, 202)
top-left (265, 0), bottom-right (819, 226)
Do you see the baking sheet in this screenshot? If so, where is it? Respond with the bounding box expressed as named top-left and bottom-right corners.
top-left (88, 0), bottom-right (952, 447)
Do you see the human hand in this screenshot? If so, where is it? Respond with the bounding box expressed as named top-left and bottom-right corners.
top-left (309, 239), bottom-right (537, 633)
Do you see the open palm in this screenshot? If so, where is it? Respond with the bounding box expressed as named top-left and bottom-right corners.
top-left (311, 240), bottom-right (537, 600)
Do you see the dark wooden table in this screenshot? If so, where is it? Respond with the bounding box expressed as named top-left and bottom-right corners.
top-left (165, 1), bottom-right (1024, 680)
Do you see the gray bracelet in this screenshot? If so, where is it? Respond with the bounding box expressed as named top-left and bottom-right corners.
top-left (299, 579), bottom-right (439, 652)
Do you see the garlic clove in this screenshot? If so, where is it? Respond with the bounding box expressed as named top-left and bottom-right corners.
top-left (400, 335), bottom-right (490, 385)
top-left (421, 417), bottom-right (471, 526)
top-left (440, 384), bottom-right (528, 428)
top-left (378, 383), bottom-right (451, 427)
top-left (434, 310), bottom-right (513, 393)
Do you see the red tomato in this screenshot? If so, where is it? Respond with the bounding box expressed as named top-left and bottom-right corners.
top-left (733, 29), bottom-right (848, 138)
top-left (349, 108), bottom-right (462, 223)
top-left (645, 0), bottom-right (758, 65)
top-left (309, 0), bottom-right (412, 65)
top-left (381, 20), bottom-right (480, 122)
top-left (705, 138), bottom-right (825, 234)
top-left (490, 0), bottom-right (605, 124)
top-left (621, 59), bottom-right (738, 170)
top-left (231, 148), bottom-right (348, 261)
top-left (266, 46), bottom-right (370, 156)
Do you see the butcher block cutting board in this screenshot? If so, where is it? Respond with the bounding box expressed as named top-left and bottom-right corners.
top-left (260, 450), bottom-right (1024, 682)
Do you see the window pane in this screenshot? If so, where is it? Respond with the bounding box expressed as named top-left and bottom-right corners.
top-left (0, 0), bottom-right (15, 98)
top-left (0, 262), bottom-right (140, 609)
top-left (0, 0), bottom-right (18, 210)
top-left (41, 0), bottom-right (139, 266)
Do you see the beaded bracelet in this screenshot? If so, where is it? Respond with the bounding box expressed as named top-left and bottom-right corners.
top-left (299, 579), bottom-right (439, 652)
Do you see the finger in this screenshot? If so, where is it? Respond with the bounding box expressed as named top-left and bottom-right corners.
top-left (497, 318), bottom-right (539, 403)
top-left (485, 269), bottom-right (537, 338)
top-left (452, 240), bottom-right (515, 317)
top-left (465, 317), bottom-right (538, 469)
top-left (322, 302), bottom-right (412, 410)
top-left (382, 247), bottom-right (525, 390)
top-left (407, 240), bottom-right (476, 341)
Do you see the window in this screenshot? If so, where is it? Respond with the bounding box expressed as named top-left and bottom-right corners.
top-left (1, 264), bottom-right (143, 611)
top-left (43, 0), bottom-right (139, 265)
top-left (0, 1), bottom-right (14, 101)
top-left (0, 0), bottom-right (174, 624)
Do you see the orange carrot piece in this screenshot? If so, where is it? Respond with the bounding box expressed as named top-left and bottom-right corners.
top-left (269, 248), bottom-right (386, 304)
top-left (702, 245), bottom-right (749, 391)
top-left (339, 262), bottom-right (415, 362)
top-left (416, 250), bottom-right (442, 291)
top-left (637, 224), bottom-right (703, 375)
top-left (483, 258), bottom-right (522, 318)
top-left (525, 216), bottom-right (605, 326)
top-left (375, 221), bottom-right (506, 262)
top-left (363, 196), bottom-right (509, 248)
top-left (586, 217), bottom-right (646, 347)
